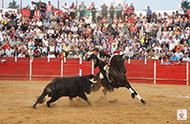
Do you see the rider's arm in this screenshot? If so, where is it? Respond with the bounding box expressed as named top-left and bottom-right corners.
top-left (83, 54), bottom-right (94, 61)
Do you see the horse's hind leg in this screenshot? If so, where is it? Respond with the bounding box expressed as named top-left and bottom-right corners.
top-left (125, 84), bottom-right (147, 105)
top-left (102, 88), bottom-right (113, 103)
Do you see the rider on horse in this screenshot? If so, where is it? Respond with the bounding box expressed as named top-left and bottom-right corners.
top-left (83, 47), bottom-right (114, 92)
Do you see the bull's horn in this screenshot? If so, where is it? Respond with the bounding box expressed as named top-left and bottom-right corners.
top-left (89, 79), bottom-right (98, 84)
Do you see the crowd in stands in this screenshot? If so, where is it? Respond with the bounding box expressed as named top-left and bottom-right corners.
top-left (0, 1), bottom-right (190, 63)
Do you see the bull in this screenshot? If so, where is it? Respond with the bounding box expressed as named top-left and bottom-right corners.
top-left (33, 74), bottom-right (94, 108)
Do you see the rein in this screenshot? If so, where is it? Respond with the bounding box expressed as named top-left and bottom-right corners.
top-left (109, 66), bottom-right (125, 78)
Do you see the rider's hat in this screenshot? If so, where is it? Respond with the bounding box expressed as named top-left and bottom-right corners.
top-left (92, 47), bottom-right (99, 52)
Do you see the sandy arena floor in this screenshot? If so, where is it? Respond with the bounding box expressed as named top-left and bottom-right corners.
top-left (0, 80), bottom-right (189, 124)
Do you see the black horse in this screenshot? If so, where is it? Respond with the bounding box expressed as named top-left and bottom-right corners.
top-left (91, 55), bottom-right (146, 105)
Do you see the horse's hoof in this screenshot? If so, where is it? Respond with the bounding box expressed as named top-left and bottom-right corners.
top-left (131, 93), bottom-right (135, 99)
top-left (143, 102), bottom-right (147, 105)
top-left (141, 100), bottom-right (147, 105)
top-left (109, 100), bottom-right (113, 103)
top-left (33, 105), bottom-right (36, 109)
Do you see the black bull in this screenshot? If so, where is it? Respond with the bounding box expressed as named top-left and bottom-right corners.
top-left (33, 74), bottom-right (94, 108)
top-left (91, 55), bottom-right (146, 105)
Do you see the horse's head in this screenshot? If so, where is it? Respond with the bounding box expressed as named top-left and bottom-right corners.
top-left (110, 54), bottom-right (126, 74)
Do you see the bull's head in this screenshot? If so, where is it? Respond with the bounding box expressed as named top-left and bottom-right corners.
top-left (33, 96), bottom-right (46, 109)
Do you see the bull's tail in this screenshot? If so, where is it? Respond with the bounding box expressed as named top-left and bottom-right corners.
top-left (33, 82), bottom-right (55, 109)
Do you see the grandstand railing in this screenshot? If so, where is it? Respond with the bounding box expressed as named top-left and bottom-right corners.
top-left (0, 57), bottom-right (189, 85)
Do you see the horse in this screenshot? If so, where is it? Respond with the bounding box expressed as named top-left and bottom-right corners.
top-left (91, 55), bottom-right (146, 105)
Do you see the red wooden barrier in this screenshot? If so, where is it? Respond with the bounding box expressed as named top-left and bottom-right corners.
top-left (0, 57), bottom-right (30, 80)
top-left (0, 57), bottom-right (189, 85)
top-left (156, 61), bottom-right (186, 85)
top-left (126, 60), bottom-right (154, 84)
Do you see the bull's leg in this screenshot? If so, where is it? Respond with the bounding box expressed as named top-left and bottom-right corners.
top-left (79, 93), bottom-right (91, 105)
top-left (47, 96), bottom-right (61, 107)
top-left (102, 88), bottom-right (113, 103)
top-left (125, 84), bottom-right (146, 105)
top-left (69, 97), bottom-right (74, 106)
top-left (69, 97), bottom-right (73, 101)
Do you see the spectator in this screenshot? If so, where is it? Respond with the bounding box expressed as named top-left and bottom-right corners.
top-left (123, 4), bottom-right (128, 17)
top-left (162, 58), bottom-right (171, 65)
top-left (7, 18), bottom-right (16, 30)
top-left (5, 46), bottom-right (13, 57)
top-left (41, 52), bottom-right (47, 58)
top-left (140, 54), bottom-right (145, 60)
top-left (46, 1), bottom-right (55, 21)
top-left (41, 43), bottom-right (48, 54)
top-left (40, 3), bottom-right (46, 19)
top-left (167, 50), bottom-right (173, 58)
top-left (69, 2), bottom-right (77, 19)
top-left (57, 51), bottom-right (65, 59)
top-left (48, 51), bottom-right (56, 58)
top-left (67, 51), bottom-right (75, 58)
top-left (0, 46), bottom-right (4, 57)
top-left (185, 49), bottom-right (190, 57)
top-left (28, 47), bottom-right (34, 57)
top-left (152, 53), bottom-right (159, 60)
top-left (78, 2), bottom-right (86, 19)
top-left (101, 3), bottom-right (108, 18)
top-left (109, 2), bottom-right (115, 20)
top-left (43, 19), bottom-right (50, 29)
top-left (18, 51), bottom-right (25, 57)
top-left (128, 3), bottom-right (135, 17)
top-left (69, 47), bottom-right (76, 56)
top-left (49, 43), bottom-right (55, 53)
top-left (56, 43), bottom-right (62, 54)
top-left (143, 6), bottom-right (152, 23)
top-left (115, 2), bottom-right (123, 19)
top-left (36, 19), bottom-right (43, 28)
top-left (170, 53), bottom-right (178, 61)
top-left (63, 43), bottom-right (71, 56)
top-left (78, 47), bottom-right (85, 56)
top-left (51, 18), bottom-right (57, 28)
top-left (127, 47), bottom-right (134, 59)
top-left (62, 3), bottom-right (69, 14)
top-left (174, 49), bottom-right (183, 59)
top-left (50, 12), bottom-right (56, 21)
top-left (134, 53), bottom-right (140, 60)
top-left (74, 52), bottom-right (81, 59)
top-left (89, 2), bottom-right (97, 21)
top-left (182, 54), bottom-right (190, 61)
top-left (28, 1), bottom-right (37, 19)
